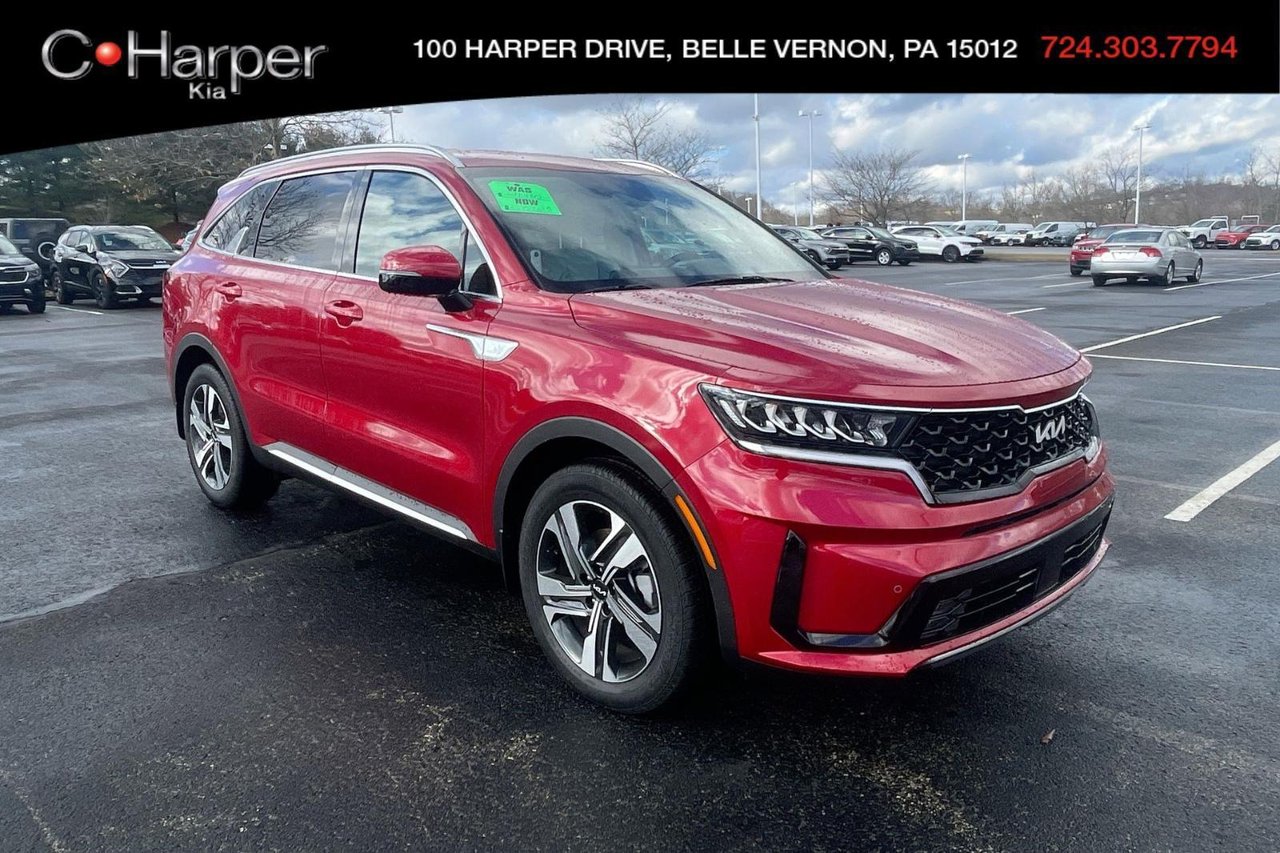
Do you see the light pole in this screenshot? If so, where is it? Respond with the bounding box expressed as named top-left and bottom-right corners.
top-left (1134, 124), bottom-right (1151, 224)
top-left (958, 153), bottom-right (971, 220)
top-left (798, 109), bottom-right (823, 226)
top-left (379, 106), bottom-right (405, 143)
top-left (753, 95), bottom-right (762, 219)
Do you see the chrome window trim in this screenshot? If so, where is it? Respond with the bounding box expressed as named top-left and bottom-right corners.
top-left (199, 163), bottom-right (503, 302)
top-left (263, 442), bottom-right (475, 541)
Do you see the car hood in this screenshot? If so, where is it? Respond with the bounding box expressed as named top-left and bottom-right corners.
top-left (570, 279), bottom-right (1083, 401)
top-left (0, 252), bottom-right (36, 267)
top-left (102, 250), bottom-right (179, 264)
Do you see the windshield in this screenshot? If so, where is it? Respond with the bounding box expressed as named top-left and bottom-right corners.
top-left (792, 227), bottom-right (825, 240)
top-left (935, 226), bottom-right (962, 236)
top-left (0, 235), bottom-right (20, 255)
top-left (93, 229), bottom-right (173, 252)
top-left (1106, 230), bottom-right (1163, 244)
top-left (464, 168), bottom-right (819, 292)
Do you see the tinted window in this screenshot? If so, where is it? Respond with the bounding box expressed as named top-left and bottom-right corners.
top-left (205, 182), bottom-right (276, 255)
top-left (12, 221), bottom-right (67, 242)
top-left (255, 171), bottom-right (357, 269)
top-left (355, 171), bottom-right (464, 278)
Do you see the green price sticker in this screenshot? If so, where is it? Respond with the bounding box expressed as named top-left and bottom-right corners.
top-left (489, 180), bottom-right (562, 215)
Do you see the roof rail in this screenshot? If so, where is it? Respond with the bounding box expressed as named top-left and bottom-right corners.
top-left (237, 143), bottom-right (463, 179)
top-left (594, 158), bottom-right (683, 178)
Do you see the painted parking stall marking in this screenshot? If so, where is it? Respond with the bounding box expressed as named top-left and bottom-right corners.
top-left (1165, 438), bottom-right (1280, 522)
top-left (1079, 316), bottom-right (1221, 354)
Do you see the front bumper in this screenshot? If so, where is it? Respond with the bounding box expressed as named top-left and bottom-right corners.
top-left (1069, 253), bottom-right (1092, 271)
top-left (0, 275), bottom-right (42, 303)
top-left (1215, 238), bottom-right (1246, 248)
top-left (109, 271), bottom-right (165, 297)
top-left (893, 246), bottom-right (920, 260)
top-left (678, 435), bottom-right (1113, 677)
top-left (962, 247), bottom-right (985, 259)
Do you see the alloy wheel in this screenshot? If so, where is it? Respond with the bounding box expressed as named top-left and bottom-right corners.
top-left (535, 500), bottom-right (661, 683)
top-left (188, 384), bottom-right (233, 490)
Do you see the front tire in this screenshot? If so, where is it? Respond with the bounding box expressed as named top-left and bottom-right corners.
top-left (1192, 236), bottom-right (1206, 249)
top-left (91, 271), bottom-right (117, 310)
top-left (825, 261), bottom-right (842, 271)
top-left (1271, 239), bottom-right (1279, 251)
top-left (876, 248), bottom-right (893, 266)
top-left (941, 245), bottom-right (961, 263)
top-left (518, 463), bottom-right (711, 714)
top-left (182, 364), bottom-right (279, 510)
top-left (26, 293), bottom-right (45, 314)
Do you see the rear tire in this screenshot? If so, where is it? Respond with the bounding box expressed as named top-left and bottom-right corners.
top-left (1155, 262), bottom-right (1174, 286)
top-left (942, 245), bottom-right (961, 263)
top-left (518, 462), bottom-right (712, 714)
top-left (896, 259), bottom-right (912, 266)
top-left (1092, 275), bottom-right (1108, 287)
top-left (182, 364), bottom-right (279, 510)
top-left (876, 248), bottom-right (893, 266)
top-left (54, 272), bottom-right (74, 304)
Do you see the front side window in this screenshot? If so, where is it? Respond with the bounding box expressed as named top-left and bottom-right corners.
top-left (94, 228), bottom-right (172, 252)
top-left (355, 171), bottom-right (464, 278)
top-left (464, 167), bottom-right (818, 293)
top-left (205, 182), bottom-right (276, 256)
top-left (255, 171), bottom-right (357, 270)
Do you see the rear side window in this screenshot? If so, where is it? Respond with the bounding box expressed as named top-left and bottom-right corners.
top-left (204, 182), bottom-right (276, 256)
top-left (355, 171), bottom-right (464, 278)
top-left (255, 171), bottom-right (357, 270)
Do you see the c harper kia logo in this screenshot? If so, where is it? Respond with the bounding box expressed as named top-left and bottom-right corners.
top-left (41, 30), bottom-right (327, 99)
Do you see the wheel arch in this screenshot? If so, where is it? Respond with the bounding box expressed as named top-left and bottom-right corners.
top-left (172, 333), bottom-right (246, 441)
top-left (493, 417), bottom-right (738, 661)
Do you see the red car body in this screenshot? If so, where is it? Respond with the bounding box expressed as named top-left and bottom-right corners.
top-left (1069, 224), bottom-right (1144, 274)
top-left (1215, 225), bottom-right (1267, 248)
top-left (163, 146), bottom-right (1112, 688)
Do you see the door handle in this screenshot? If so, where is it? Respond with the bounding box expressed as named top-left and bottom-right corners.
top-left (215, 281), bottom-right (242, 300)
top-left (324, 300), bottom-right (364, 325)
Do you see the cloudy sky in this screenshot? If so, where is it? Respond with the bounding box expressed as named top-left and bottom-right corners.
top-left (385, 93), bottom-right (1279, 215)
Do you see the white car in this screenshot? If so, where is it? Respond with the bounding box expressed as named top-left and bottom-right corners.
top-left (990, 227), bottom-right (1032, 246)
top-left (891, 225), bottom-right (985, 262)
top-left (1243, 224), bottom-right (1280, 250)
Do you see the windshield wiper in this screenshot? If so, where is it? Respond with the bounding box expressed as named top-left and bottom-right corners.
top-left (685, 275), bottom-right (793, 288)
top-left (581, 282), bottom-right (656, 293)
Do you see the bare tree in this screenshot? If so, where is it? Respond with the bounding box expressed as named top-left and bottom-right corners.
top-left (1059, 165), bottom-right (1103, 221)
top-left (595, 97), bottom-right (718, 179)
top-left (822, 147), bottom-right (930, 227)
top-left (1100, 148), bottom-right (1138, 222)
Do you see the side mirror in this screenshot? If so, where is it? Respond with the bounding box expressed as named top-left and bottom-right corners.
top-left (37, 241), bottom-right (55, 261)
top-left (77, 242), bottom-right (95, 255)
top-left (379, 245), bottom-right (468, 308)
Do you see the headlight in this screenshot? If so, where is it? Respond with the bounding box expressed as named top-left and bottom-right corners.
top-left (700, 385), bottom-right (915, 453)
top-left (104, 258), bottom-right (130, 279)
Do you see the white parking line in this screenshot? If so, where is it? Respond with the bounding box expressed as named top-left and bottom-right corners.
top-left (1042, 281), bottom-right (1086, 288)
top-left (1079, 315), bottom-right (1220, 353)
top-left (1163, 271), bottom-right (1280, 292)
top-left (942, 273), bottom-right (1064, 286)
top-left (1164, 438), bottom-right (1280, 522)
top-left (1006, 307), bottom-right (1047, 315)
top-left (1089, 354), bottom-right (1280, 372)
top-left (55, 306), bottom-right (105, 316)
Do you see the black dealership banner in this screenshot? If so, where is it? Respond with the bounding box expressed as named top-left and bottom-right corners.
top-left (2, 12), bottom-right (1277, 153)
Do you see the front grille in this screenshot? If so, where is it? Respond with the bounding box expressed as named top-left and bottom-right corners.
top-left (0, 268), bottom-right (28, 284)
top-left (887, 502), bottom-right (1111, 648)
top-left (899, 396), bottom-right (1094, 499)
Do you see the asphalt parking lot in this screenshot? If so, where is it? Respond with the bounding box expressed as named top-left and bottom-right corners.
top-left (1, 252), bottom-right (1278, 851)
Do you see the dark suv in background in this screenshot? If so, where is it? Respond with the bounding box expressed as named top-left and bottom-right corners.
top-left (0, 234), bottom-right (47, 314)
top-left (52, 225), bottom-right (179, 308)
top-left (0, 218), bottom-right (70, 293)
top-left (820, 225), bottom-right (919, 266)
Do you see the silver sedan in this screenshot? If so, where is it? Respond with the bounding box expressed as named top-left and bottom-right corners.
top-left (1090, 227), bottom-right (1203, 287)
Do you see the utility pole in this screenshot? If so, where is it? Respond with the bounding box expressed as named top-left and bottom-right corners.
top-left (379, 106), bottom-right (405, 143)
top-left (1134, 124), bottom-right (1151, 224)
top-left (799, 109), bottom-right (823, 226)
top-left (958, 153), bottom-right (971, 220)
top-left (753, 94), bottom-right (762, 219)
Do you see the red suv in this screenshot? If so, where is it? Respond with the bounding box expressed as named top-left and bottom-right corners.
top-left (163, 145), bottom-right (1113, 712)
top-left (1069, 224), bottom-right (1147, 276)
